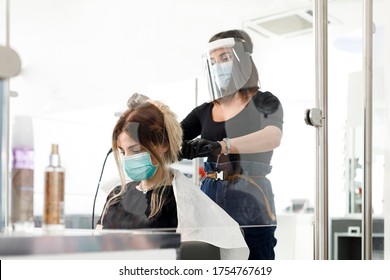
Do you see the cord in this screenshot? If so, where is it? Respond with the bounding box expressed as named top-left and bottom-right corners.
top-left (91, 148), bottom-right (112, 229)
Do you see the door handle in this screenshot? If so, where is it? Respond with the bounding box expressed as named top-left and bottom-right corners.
top-left (304, 108), bottom-right (323, 127)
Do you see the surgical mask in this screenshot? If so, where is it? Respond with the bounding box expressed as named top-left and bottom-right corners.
top-left (123, 152), bottom-right (158, 181)
top-left (211, 61), bottom-right (233, 89)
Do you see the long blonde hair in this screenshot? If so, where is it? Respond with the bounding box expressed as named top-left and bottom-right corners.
top-left (100, 98), bottom-right (182, 224)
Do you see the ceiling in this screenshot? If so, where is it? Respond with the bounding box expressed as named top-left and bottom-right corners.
top-left (4, 0), bottom-right (384, 121)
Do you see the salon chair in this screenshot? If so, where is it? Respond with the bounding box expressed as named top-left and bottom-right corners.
top-left (179, 241), bottom-right (221, 260)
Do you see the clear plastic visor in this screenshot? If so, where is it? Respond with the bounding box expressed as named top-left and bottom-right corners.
top-left (202, 38), bottom-right (252, 101)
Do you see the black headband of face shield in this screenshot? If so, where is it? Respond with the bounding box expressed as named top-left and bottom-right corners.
top-left (238, 39), bottom-right (252, 54)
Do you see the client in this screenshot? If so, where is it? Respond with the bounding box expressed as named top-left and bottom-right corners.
top-left (97, 94), bottom-right (249, 260)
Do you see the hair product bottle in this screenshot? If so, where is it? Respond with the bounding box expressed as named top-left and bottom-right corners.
top-left (11, 116), bottom-right (34, 231)
top-left (43, 144), bottom-right (65, 231)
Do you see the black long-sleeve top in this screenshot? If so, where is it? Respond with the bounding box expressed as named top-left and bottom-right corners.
top-left (97, 182), bottom-right (178, 230)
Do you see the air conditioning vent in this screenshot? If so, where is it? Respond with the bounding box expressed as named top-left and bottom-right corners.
top-left (243, 9), bottom-right (314, 39)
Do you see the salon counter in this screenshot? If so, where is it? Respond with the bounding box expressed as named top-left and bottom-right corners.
top-left (0, 228), bottom-right (181, 259)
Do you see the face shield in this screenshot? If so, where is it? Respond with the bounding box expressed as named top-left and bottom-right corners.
top-left (203, 37), bottom-right (253, 101)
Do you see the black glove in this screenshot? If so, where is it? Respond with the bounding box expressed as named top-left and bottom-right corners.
top-left (180, 138), bottom-right (221, 160)
top-left (253, 91), bottom-right (281, 116)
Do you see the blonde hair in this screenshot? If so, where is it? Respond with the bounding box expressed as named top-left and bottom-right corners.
top-left (100, 97), bottom-right (182, 225)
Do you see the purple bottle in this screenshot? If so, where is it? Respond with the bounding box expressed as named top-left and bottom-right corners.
top-left (11, 116), bottom-right (34, 231)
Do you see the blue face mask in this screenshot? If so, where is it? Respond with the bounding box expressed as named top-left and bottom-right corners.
top-left (212, 61), bottom-right (233, 89)
top-left (123, 152), bottom-right (158, 181)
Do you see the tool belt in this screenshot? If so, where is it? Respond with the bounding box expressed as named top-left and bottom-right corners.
top-left (205, 171), bottom-right (276, 222)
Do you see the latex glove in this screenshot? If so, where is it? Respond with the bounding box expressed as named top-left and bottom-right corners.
top-left (180, 138), bottom-right (221, 160)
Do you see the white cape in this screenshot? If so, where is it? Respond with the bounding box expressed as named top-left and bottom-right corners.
top-left (171, 169), bottom-right (249, 260)
top-left (100, 169), bottom-right (249, 260)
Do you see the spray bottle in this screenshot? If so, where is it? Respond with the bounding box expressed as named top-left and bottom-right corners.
top-left (43, 144), bottom-right (65, 231)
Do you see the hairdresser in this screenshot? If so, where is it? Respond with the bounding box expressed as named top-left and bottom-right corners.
top-left (180, 29), bottom-right (283, 260)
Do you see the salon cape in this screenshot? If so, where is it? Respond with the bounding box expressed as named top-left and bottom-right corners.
top-left (100, 168), bottom-right (249, 260)
top-left (171, 169), bottom-right (249, 260)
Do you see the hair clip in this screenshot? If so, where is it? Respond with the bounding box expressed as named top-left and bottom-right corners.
top-left (127, 93), bottom-right (150, 110)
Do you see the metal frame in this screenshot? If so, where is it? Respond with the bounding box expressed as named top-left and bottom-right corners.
top-left (362, 0), bottom-right (373, 260)
top-left (313, 0), bottom-right (329, 260)
top-left (0, 0), bottom-right (11, 233)
top-left (0, 79), bottom-right (9, 232)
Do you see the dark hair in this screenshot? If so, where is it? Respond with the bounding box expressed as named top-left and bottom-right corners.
top-left (209, 29), bottom-right (259, 96)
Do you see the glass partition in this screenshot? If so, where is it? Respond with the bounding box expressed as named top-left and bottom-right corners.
top-left (4, 0), bottom-right (388, 261)
top-left (5, 0), bottom-right (317, 260)
top-left (328, 0), bottom-right (386, 260)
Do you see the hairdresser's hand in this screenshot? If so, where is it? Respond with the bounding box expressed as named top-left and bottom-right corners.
top-left (180, 138), bottom-right (221, 160)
